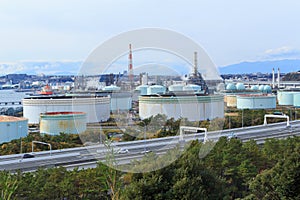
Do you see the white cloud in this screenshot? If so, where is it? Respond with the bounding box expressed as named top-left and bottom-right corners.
top-left (265, 46), bottom-right (294, 55)
top-left (262, 46), bottom-right (300, 60)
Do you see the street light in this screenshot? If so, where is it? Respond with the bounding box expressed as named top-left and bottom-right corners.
top-left (242, 109), bottom-right (244, 128)
top-left (32, 141), bottom-right (52, 156)
top-left (139, 121), bottom-right (147, 151)
top-left (19, 125), bottom-right (22, 154)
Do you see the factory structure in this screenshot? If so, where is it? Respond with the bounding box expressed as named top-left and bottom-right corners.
top-left (1, 43), bottom-right (300, 143)
top-left (0, 115), bottom-right (28, 143)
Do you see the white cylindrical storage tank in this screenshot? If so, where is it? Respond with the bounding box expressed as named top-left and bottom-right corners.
top-left (168, 84), bottom-right (184, 92)
top-left (263, 85), bottom-right (272, 93)
top-left (237, 95), bottom-right (276, 109)
top-left (23, 96), bottom-right (111, 124)
top-left (294, 93), bottom-right (300, 107)
top-left (251, 85), bottom-right (259, 90)
top-left (0, 116), bottom-right (28, 143)
top-left (147, 85), bottom-right (166, 95)
top-left (136, 85), bottom-right (148, 95)
top-left (258, 85), bottom-right (265, 92)
top-left (277, 91), bottom-right (294, 106)
top-left (225, 95), bottom-right (237, 107)
top-left (103, 85), bottom-right (121, 92)
top-left (110, 92), bottom-right (132, 111)
top-left (183, 84), bottom-right (201, 92)
top-left (236, 83), bottom-right (245, 90)
top-left (139, 94), bottom-right (224, 121)
top-left (216, 83), bottom-right (225, 91)
top-left (226, 83), bottom-right (237, 91)
top-left (40, 112), bottom-right (86, 135)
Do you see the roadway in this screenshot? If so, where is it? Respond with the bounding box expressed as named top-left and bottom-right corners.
top-left (1, 120), bottom-right (300, 172)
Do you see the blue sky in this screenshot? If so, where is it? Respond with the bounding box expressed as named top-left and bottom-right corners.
top-left (1, 0), bottom-right (300, 67)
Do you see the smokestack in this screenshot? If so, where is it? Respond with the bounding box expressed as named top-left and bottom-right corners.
top-left (277, 67), bottom-right (280, 89)
top-left (272, 68), bottom-right (275, 88)
top-left (128, 44), bottom-right (133, 88)
top-left (194, 51), bottom-right (198, 76)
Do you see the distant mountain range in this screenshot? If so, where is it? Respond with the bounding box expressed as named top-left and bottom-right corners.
top-left (218, 59), bottom-right (300, 74)
top-left (0, 59), bottom-right (299, 76)
top-left (0, 61), bottom-right (82, 76)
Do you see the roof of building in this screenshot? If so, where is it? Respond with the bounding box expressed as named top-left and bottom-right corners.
top-left (0, 115), bottom-right (27, 122)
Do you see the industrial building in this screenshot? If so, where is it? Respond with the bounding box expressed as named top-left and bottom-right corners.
top-left (139, 93), bottom-right (224, 121)
top-left (0, 115), bottom-right (28, 143)
top-left (23, 95), bottom-right (110, 124)
top-left (236, 94), bottom-right (276, 109)
top-left (40, 112), bottom-right (87, 135)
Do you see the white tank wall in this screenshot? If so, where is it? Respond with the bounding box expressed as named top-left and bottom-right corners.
top-left (111, 96), bottom-right (132, 111)
top-left (293, 93), bottom-right (300, 107)
top-left (40, 113), bottom-right (87, 135)
top-left (0, 119), bottom-right (28, 143)
top-left (136, 85), bottom-right (148, 95)
top-left (237, 96), bottom-right (276, 109)
top-left (277, 91), bottom-right (294, 105)
top-left (169, 84), bottom-right (184, 92)
top-left (23, 97), bottom-right (111, 124)
top-left (183, 84), bottom-right (201, 92)
top-left (139, 95), bottom-right (224, 121)
top-left (147, 86), bottom-right (166, 95)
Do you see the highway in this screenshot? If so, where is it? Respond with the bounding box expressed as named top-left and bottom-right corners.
top-left (1, 120), bottom-right (300, 172)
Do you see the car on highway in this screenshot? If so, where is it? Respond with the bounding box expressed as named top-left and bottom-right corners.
top-left (117, 148), bottom-right (129, 154)
top-left (22, 153), bottom-right (35, 159)
top-left (140, 150), bottom-right (152, 154)
top-left (273, 111), bottom-right (284, 115)
top-left (227, 132), bottom-right (238, 140)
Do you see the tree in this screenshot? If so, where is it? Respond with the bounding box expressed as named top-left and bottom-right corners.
top-left (0, 172), bottom-right (18, 200)
top-left (248, 144), bottom-right (300, 200)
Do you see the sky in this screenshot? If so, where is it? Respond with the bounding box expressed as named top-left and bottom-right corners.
top-left (1, 0), bottom-right (300, 68)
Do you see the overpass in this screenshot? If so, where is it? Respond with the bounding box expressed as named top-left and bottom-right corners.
top-left (1, 120), bottom-right (300, 172)
top-left (226, 80), bottom-right (300, 89)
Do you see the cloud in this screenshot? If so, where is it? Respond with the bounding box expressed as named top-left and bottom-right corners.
top-left (263, 46), bottom-right (300, 59)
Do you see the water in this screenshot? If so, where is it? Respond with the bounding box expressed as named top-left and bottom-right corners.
top-left (0, 90), bottom-right (29, 108)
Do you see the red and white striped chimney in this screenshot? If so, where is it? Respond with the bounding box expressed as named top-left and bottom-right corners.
top-left (128, 44), bottom-right (133, 86)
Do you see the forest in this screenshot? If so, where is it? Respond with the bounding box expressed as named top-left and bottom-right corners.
top-left (1, 136), bottom-right (299, 200)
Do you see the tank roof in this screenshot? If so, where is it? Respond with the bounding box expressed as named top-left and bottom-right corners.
top-left (149, 85), bottom-right (165, 88)
top-left (236, 83), bottom-right (245, 90)
top-left (41, 112), bottom-right (86, 116)
top-left (0, 115), bottom-right (27, 122)
top-left (238, 94), bottom-right (274, 97)
top-left (25, 94), bottom-right (109, 99)
top-left (141, 92), bottom-right (217, 97)
top-left (226, 83), bottom-right (237, 90)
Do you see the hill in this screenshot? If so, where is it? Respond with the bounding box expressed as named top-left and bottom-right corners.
top-left (219, 59), bottom-right (300, 74)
